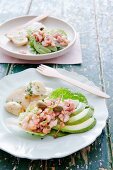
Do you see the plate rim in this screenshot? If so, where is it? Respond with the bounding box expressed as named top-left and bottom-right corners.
top-left (0, 68), bottom-right (108, 159)
top-left (0, 15), bottom-right (77, 60)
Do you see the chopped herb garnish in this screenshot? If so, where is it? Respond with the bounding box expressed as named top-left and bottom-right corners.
top-left (26, 82), bottom-right (33, 96)
top-left (16, 101), bottom-right (22, 104)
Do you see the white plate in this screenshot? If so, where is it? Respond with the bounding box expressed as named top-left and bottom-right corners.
top-left (0, 68), bottom-right (108, 159)
top-left (0, 16), bottom-right (76, 60)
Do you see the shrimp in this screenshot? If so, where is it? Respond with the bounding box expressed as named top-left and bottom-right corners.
top-left (43, 127), bottom-right (51, 134)
top-left (49, 120), bottom-right (58, 128)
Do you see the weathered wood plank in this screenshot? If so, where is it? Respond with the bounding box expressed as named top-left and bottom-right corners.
top-left (0, 0), bottom-right (32, 22)
top-left (0, 64), bottom-right (9, 78)
top-left (29, 0), bottom-right (63, 18)
top-left (0, 1), bottom-right (33, 170)
top-left (7, 0), bottom-right (112, 169)
top-left (0, 0), bottom-right (112, 169)
top-left (55, 0), bottom-right (111, 168)
top-left (92, 0), bottom-right (113, 166)
top-left (0, 0), bottom-right (32, 79)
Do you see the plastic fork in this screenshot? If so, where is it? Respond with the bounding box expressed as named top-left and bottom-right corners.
top-left (36, 65), bottom-right (110, 99)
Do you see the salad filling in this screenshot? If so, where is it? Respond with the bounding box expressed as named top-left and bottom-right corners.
top-left (19, 98), bottom-right (77, 134)
top-left (6, 22), bottom-right (70, 54)
top-left (28, 29), bottom-right (69, 54)
top-left (5, 81), bottom-right (96, 138)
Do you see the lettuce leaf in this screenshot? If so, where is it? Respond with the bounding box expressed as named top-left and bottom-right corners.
top-left (49, 88), bottom-right (88, 104)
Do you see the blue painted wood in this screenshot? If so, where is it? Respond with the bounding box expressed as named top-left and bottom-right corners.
top-left (0, 0), bottom-right (112, 169)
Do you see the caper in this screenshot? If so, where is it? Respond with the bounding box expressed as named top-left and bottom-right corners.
top-left (53, 106), bottom-right (63, 112)
top-left (37, 101), bottom-right (47, 110)
top-left (40, 27), bottom-right (44, 31)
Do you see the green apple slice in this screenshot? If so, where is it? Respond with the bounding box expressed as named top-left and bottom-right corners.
top-left (67, 108), bottom-right (94, 125)
top-left (71, 102), bottom-right (86, 116)
top-left (73, 100), bottom-right (79, 107)
top-left (54, 117), bottom-right (96, 133)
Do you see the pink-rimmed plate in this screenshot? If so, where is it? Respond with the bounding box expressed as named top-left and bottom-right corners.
top-left (0, 16), bottom-right (76, 60)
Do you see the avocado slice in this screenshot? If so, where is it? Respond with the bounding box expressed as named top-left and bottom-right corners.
top-left (54, 117), bottom-right (96, 133)
top-left (71, 102), bottom-right (86, 116)
top-left (36, 43), bottom-right (51, 53)
top-left (67, 108), bottom-right (94, 125)
top-left (47, 46), bottom-right (57, 52)
top-left (33, 41), bottom-right (47, 54)
top-left (34, 41), bottom-right (46, 54)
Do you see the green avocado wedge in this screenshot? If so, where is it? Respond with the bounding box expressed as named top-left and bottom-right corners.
top-left (33, 41), bottom-right (48, 54)
top-left (53, 117), bottom-right (96, 133)
top-left (71, 102), bottom-right (86, 116)
top-left (47, 46), bottom-right (57, 52)
top-left (36, 43), bottom-right (51, 53)
top-left (67, 108), bottom-right (94, 125)
top-left (34, 42), bottom-right (46, 54)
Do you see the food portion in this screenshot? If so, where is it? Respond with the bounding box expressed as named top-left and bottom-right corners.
top-left (5, 81), bottom-right (47, 116)
top-left (7, 30), bottom-right (28, 46)
top-left (6, 22), bottom-right (69, 54)
top-left (6, 22), bottom-right (45, 46)
top-left (19, 98), bottom-right (78, 135)
top-left (5, 101), bottom-right (23, 116)
top-left (5, 82), bottom-right (96, 138)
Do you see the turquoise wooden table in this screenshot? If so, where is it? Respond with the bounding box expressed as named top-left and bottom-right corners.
top-left (0, 0), bottom-right (113, 169)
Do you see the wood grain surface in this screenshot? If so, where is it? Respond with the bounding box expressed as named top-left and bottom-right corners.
top-left (0, 0), bottom-right (112, 169)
